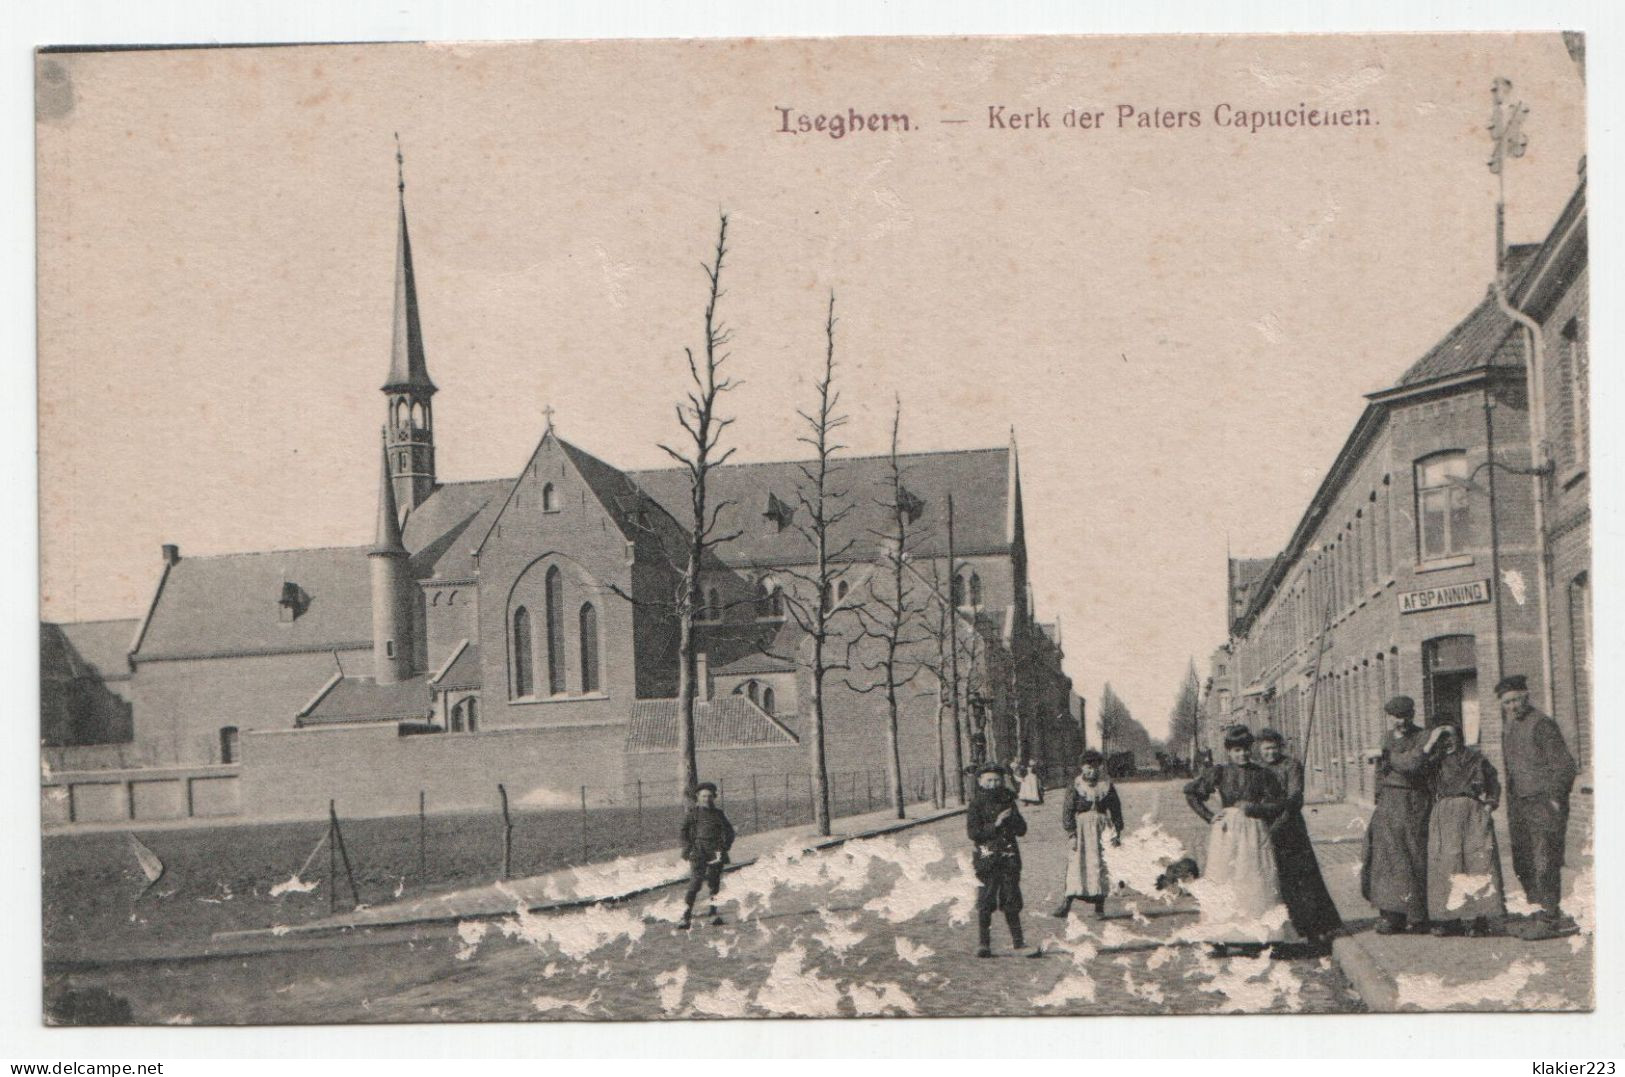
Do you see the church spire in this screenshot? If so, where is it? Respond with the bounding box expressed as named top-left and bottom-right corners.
top-left (371, 433), bottom-right (407, 556)
top-left (383, 134), bottom-right (435, 396)
top-left (382, 135), bottom-right (438, 515)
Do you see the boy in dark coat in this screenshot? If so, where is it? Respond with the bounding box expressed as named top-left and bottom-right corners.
top-left (678, 782), bottom-right (735, 929)
top-left (967, 762), bottom-right (1036, 957)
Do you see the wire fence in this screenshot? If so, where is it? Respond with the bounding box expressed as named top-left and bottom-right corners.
top-left (302, 763), bottom-right (952, 912)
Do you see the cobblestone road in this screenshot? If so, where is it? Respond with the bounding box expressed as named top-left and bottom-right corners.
top-left (63, 780), bottom-right (1363, 1023)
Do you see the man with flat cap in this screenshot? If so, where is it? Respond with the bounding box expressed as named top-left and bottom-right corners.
top-left (1497, 674), bottom-right (1578, 930)
top-left (1361, 695), bottom-right (1443, 934)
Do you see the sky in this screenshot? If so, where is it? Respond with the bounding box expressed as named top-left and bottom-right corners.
top-left (36, 34), bottom-right (1585, 739)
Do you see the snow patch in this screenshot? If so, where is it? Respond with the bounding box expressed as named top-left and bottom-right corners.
top-left (753, 944), bottom-right (844, 1017)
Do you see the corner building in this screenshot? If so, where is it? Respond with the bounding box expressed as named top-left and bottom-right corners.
top-left (1228, 244), bottom-right (1554, 804)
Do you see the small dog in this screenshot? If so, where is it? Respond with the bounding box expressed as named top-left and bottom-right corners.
top-left (1154, 857), bottom-right (1201, 893)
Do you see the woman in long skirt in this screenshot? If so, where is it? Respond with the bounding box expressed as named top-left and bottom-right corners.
top-left (1183, 725), bottom-right (1297, 954)
top-left (1018, 760), bottom-right (1044, 805)
top-left (1426, 725), bottom-right (1507, 936)
top-left (1053, 750), bottom-right (1123, 918)
top-left (1256, 728), bottom-right (1343, 953)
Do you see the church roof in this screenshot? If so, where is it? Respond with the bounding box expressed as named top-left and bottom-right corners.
top-left (133, 546), bottom-right (376, 661)
top-left (705, 617), bottom-right (801, 675)
top-left (624, 445), bottom-right (1012, 566)
top-left (41, 618), bottom-right (139, 684)
top-left (402, 478), bottom-right (508, 580)
top-left (297, 671), bottom-right (435, 725)
top-left (430, 639), bottom-right (481, 690)
top-left (625, 696), bottom-right (800, 752)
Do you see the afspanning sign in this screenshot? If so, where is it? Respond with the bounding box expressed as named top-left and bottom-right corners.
top-left (1399, 578), bottom-right (1492, 614)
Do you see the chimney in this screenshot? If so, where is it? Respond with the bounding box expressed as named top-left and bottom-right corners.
top-left (161, 544), bottom-right (180, 566)
top-left (696, 652), bottom-right (711, 701)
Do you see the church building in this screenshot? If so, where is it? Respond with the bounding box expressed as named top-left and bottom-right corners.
top-left (43, 169), bottom-right (1078, 823)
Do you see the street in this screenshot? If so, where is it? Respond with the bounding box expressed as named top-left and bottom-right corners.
top-left (55, 780), bottom-right (1363, 1022)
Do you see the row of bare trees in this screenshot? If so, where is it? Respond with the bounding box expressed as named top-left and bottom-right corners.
top-left (642, 212), bottom-right (996, 834)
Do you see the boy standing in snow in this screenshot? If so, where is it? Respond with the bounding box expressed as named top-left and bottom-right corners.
top-left (678, 781), bottom-right (735, 930)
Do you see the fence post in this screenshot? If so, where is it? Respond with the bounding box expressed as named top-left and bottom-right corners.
top-left (498, 783), bottom-right (513, 881)
top-left (751, 773), bottom-right (759, 832)
top-left (784, 772), bottom-right (790, 820)
top-left (328, 805), bottom-right (338, 914)
top-left (866, 770), bottom-right (873, 812)
top-left (636, 779), bottom-right (643, 833)
top-left (329, 800), bottom-right (361, 910)
top-left (418, 790), bottom-right (427, 880)
top-left (579, 785), bottom-right (588, 863)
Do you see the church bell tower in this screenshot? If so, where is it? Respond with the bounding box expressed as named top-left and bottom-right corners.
top-left (383, 136), bottom-right (437, 516)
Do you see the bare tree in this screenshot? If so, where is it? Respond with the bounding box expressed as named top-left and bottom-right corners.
top-left (911, 509), bottom-right (972, 804)
top-left (614, 212), bottom-right (742, 800)
top-left (849, 396), bottom-right (928, 819)
top-left (776, 292), bottom-right (857, 836)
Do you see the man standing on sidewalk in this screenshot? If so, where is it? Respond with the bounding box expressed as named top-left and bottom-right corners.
top-left (1361, 696), bottom-right (1441, 934)
top-left (1497, 675), bottom-right (1578, 933)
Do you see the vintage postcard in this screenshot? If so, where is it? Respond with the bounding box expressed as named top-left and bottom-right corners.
top-left (36, 33), bottom-right (1591, 1024)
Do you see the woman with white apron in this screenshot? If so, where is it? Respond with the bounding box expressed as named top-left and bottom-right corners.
top-left (1054, 750), bottom-right (1124, 918)
top-left (1182, 725), bottom-right (1298, 955)
top-left (1018, 760), bottom-right (1044, 805)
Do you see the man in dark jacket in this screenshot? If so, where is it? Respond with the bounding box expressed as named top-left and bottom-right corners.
top-left (1361, 695), bottom-right (1442, 934)
top-left (678, 782), bottom-right (736, 930)
top-left (966, 762), bottom-right (1036, 957)
top-left (1497, 674), bottom-right (1579, 929)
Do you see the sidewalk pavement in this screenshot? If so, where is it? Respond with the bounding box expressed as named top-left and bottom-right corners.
top-left (217, 799), bottom-right (966, 944)
top-left (1303, 800), bottom-right (1594, 1012)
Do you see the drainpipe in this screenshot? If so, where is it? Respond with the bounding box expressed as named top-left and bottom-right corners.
top-left (1493, 281), bottom-right (1556, 715)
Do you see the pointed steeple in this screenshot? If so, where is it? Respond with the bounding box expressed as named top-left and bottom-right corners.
top-left (371, 433), bottom-right (407, 557)
top-left (383, 135), bottom-right (436, 396)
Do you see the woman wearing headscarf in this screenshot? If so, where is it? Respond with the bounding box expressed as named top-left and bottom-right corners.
top-left (1426, 724), bottom-right (1506, 936)
top-left (1053, 749), bottom-right (1123, 919)
top-left (1183, 725), bottom-right (1295, 954)
top-left (1256, 728), bottom-right (1342, 952)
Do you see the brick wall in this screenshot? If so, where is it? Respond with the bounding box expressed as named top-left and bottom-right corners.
top-left (129, 647), bottom-right (372, 762)
top-left (239, 721), bottom-right (628, 821)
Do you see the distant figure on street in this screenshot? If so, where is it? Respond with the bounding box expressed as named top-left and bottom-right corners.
top-left (1425, 724), bottom-right (1506, 936)
top-left (1054, 749), bottom-right (1123, 920)
top-left (1497, 674), bottom-right (1579, 933)
top-left (678, 782), bottom-right (735, 930)
top-left (966, 762), bottom-right (1036, 958)
top-left (1184, 725), bottom-right (1294, 955)
top-left (1361, 695), bottom-right (1442, 934)
top-left (1018, 759), bottom-right (1044, 805)
top-left (1256, 728), bottom-right (1342, 952)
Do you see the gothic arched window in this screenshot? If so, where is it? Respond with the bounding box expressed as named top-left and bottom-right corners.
top-left (761, 686), bottom-right (776, 715)
top-left (542, 483), bottom-right (559, 513)
top-left (969, 573), bottom-right (983, 607)
top-left (465, 697), bottom-right (478, 732)
top-left (579, 602), bottom-right (600, 693)
top-left (512, 607), bottom-right (534, 697)
top-left (545, 567), bottom-right (566, 695)
top-left (951, 574), bottom-right (965, 608)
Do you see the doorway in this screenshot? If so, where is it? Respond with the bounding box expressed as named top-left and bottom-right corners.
top-left (1423, 635), bottom-right (1479, 743)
